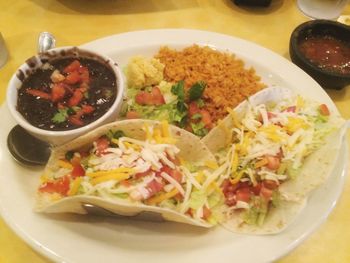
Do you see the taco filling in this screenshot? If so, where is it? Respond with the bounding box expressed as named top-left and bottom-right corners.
top-left (37, 120), bottom-right (224, 226)
top-left (212, 94), bottom-right (338, 227)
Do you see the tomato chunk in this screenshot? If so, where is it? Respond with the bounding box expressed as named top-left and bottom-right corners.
top-left (263, 180), bottom-right (279, 190)
top-left (170, 169), bottom-right (183, 183)
top-left (236, 187), bottom-right (251, 203)
top-left (188, 101), bottom-right (200, 116)
top-left (126, 110), bottom-right (140, 119)
top-left (146, 179), bottom-right (164, 197)
top-left (26, 88), bottom-right (51, 100)
top-left (68, 90), bottom-right (84, 107)
top-left (65, 71), bottom-right (81, 85)
top-left (71, 164), bottom-right (85, 178)
top-left (150, 87), bottom-right (166, 105)
top-left (199, 109), bottom-right (213, 129)
top-left (63, 60), bottom-right (81, 73)
top-left (68, 115), bottom-right (83, 126)
top-left (265, 155), bottom-right (281, 170)
top-left (319, 104), bottom-right (330, 116)
top-left (39, 175), bottom-right (70, 196)
top-left (78, 66), bottom-right (90, 84)
top-left (285, 106), bottom-right (296, 113)
top-left (51, 83), bottom-right (66, 102)
top-left (202, 206), bottom-right (212, 220)
top-left (260, 186), bottom-right (273, 200)
top-left (81, 104), bottom-right (95, 114)
top-left (95, 137), bottom-right (110, 156)
top-left (135, 169), bottom-right (152, 179)
top-left (135, 91), bottom-right (152, 105)
top-left (135, 87), bottom-right (165, 106)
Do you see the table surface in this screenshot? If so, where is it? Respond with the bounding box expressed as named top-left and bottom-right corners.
top-left (1, 1), bottom-right (350, 262)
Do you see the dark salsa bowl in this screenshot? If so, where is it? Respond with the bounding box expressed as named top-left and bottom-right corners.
top-left (289, 19), bottom-right (350, 90)
top-left (7, 47), bottom-right (124, 145)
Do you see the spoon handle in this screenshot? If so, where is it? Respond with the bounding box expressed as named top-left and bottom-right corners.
top-left (38, 32), bottom-right (56, 53)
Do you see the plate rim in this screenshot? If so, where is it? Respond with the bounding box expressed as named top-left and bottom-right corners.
top-left (0, 28), bottom-right (348, 263)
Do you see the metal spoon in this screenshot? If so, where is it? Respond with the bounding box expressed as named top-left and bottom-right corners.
top-left (7, 32), bottom-right (56, 166)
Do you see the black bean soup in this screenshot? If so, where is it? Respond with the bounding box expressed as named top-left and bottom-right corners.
top-left (17, 57), bottom-right (117, 131)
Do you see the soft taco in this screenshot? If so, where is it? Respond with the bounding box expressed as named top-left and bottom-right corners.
top-left (202, 87), bottom-right (347, 234)
top-left (36, 119), bottom-right (224, 227)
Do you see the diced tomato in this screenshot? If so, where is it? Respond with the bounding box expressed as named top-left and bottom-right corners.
top-left (251, 182), bottom-right (262, 195)
top-left (263, 180), bottom-right (279, 190)
top-left (158, 166), bottom-right (183, 183)
top-left (221, 178), bottom-right (231, 191)
top-left (63, 60), bottom-right (81, 73)
top-left (38, 175), bottom-right (70, 196)
top-left (319, 104), bottom-right (330, 116)
top-left (135, 91), bottom-right (152, 105)
top-left (126, 110), bottom-right (140, 119)
top-left (150, 87), bottom-right (166, 105)
top-left (225, 191), bottom-right (237, 206)
top-left (68, 115), bottom-right (83, 126)
top-left (159, 165), bottom-right (172, 175)
top-left (64, 85), bottom-right (74, 95)
top-left (65, 71), bottom-right (81, 85)
top-left (57, 102), bottom-right (65, 109)
top-left (134, 169), bottom-right (152, 179)
top-left (78, 83), bottom-right (89, 93)
top-left (120, 180), bottom-right (131, 187)
top-left (167, 155), bottom-right (181, 166)
top-left (260, 186), bottom-right (273, 200)
top-left (170, 169), bottom-right (183, 183)
top-left (26, 88), bottom-right (51, 100)
top-left (95, 136), bottom-right (110, 156)
top-left (199, 109), bottom-right (213, 129)
top-left (174, 192), bottom-right (184, 201)
top-left (51, 83), bottom-right (66, 102)
top-left (81, 104), bottom-right (95, 114)
top-left (235, 187), bottom-right (251, 203)
top-left (265, 155), bottom-right (281, 170)
top-left (68, 90), bottom-right (84, 107)
top-left (146, 179), bottom-right (164, 196)
top-left (285, 106), bottom-right (296, 113)
top-left (221, 179), bottom-right (238, 195)
top-left (188, 101), bottom-right (200, 116)
top-left (268, 112), bottom-right (277, 118)
top-left (202, 206), bottom-right (212, 220)
top-left (135, 87), bottom-right (165, 106)
top-left (71, 164), bottom-right (85, 178)
top-left (236, 181), bottom-right (251, 189)
top-left (186, 208), bottom-right (194, 217)
top-left (78, 66), bottom-right (90, 84)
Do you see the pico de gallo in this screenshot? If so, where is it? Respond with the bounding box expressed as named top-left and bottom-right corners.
top-left (212, 96), bottom-right (335, 226)
top-left (17, 57), bottom-right (117, 131)
top-left (38, 121), bottom-right (224, 225)
top-left (123, 80), bottom-right (214, 137)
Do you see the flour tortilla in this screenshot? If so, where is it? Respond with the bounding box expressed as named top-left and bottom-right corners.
top-left (221, 199), bottom-right (307, 235)
top-left (36, 119), bottom-right (217, 228)
top-left (202, 87), bottom-right (347, 234)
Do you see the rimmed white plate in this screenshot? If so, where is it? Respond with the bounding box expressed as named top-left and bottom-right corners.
top-left (0, 29), bottom-right (347, 263)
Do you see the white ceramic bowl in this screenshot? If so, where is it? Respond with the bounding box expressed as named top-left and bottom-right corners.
top-left (6, 46), bottom-right (125, 146)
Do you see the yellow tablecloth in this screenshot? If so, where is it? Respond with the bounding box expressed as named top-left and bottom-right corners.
top-left (1, 1), bottom-right (349, 262)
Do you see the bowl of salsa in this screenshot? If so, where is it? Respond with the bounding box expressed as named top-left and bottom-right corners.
top-left (289, 19), bottom-right (350, 90)
top-left (7, 46), bottom-right (124, 145)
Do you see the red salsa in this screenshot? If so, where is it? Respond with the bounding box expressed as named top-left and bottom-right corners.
top-left (299, 35), bottom-right (350, 74)
top-left (17, 58), bottom-right (117, 131)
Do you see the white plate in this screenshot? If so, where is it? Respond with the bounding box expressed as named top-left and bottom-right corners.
top-left (0, 29), bottom-right (348, 263)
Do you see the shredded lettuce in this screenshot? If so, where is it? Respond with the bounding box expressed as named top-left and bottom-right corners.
top-left (189, 190), bottom-right (207, 210)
